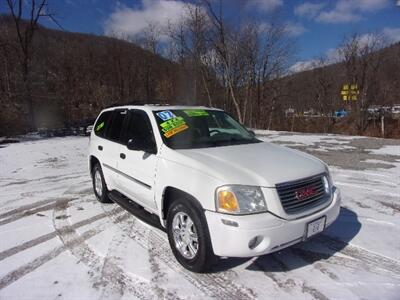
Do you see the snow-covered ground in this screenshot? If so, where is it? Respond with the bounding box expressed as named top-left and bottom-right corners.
top-left (0, 132), bottom-right (399, 300)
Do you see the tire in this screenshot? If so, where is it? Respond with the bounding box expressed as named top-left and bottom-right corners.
top-left (167, 199), bottom-right (217, 273)
top-left (92, 163), bottom-right (112, 203)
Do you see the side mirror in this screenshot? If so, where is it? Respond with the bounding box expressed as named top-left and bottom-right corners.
top-left (127, 138), bottom-right (157, 154)
top-left (248, 130), bottom-right (256, 137)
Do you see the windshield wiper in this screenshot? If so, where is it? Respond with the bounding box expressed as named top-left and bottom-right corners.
top-left (173, 137), bottom-right (259, 149)
top-left (213, 137), bottom-right (260, 146)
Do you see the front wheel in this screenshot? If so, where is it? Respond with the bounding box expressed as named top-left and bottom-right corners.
top-left (167, 199), bottom-right (217, 273)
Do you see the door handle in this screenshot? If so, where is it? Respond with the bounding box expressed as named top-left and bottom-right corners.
top-left (120, 153), bottom-right (126, 159)
top-left (98, 145), bottom-right (103, 151)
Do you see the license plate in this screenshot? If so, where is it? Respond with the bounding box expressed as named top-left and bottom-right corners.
top-left (306, 216), bottom-right (326, 239)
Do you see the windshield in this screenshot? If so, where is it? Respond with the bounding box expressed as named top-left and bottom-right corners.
top-left (153, 109), bottom-right (260, 149)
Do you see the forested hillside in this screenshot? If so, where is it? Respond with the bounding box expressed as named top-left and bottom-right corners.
top-left (269, 42), bottom-right (400, 135)
top-left (1, 13), bottom-right (399, 137)
top-left (0, 16), bottom-right (214, 135)
top-left (283, 42), bottom-right (400, 111)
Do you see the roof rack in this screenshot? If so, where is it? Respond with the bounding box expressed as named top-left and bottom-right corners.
top-left (105, 101), bottom-right (169, 108)
top-left (144, 103), bottom-right (170, 106)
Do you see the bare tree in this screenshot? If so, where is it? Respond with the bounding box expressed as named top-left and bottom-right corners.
top-left (5, 0), bottom-right (58, 131)
top-left (168, 4), bottom-right (217, 105)
top-left (201, 0), bottom-right (292, 124)
top-left (0, 21), bottom-right (14, 100)
top-left (312, 57), bottom-right (336, 132)
top-left (203, 0), bottom-right (246, 121)
top-left (253, 22), bottom-right (293, 128)
top-left (136, 21), bottom-right (162, 55)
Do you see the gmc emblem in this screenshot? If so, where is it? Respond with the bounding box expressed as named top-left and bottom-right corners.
top-left (295, 186), bottom-right (317, 201)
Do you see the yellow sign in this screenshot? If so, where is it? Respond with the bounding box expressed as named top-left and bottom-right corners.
top-left (164, 124), bottom-right (189, 138)
top-left (341, 83), bottom-right (359, 101)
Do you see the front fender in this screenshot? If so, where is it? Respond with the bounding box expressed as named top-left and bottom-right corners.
top-left (154, 157), bottom-right (224, 219)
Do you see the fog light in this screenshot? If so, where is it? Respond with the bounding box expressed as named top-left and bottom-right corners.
top-left (248, 236), bottom-right (263, 250)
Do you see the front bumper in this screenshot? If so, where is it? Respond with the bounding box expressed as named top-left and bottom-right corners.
top-left (205, 186), bottom-right (341, 257)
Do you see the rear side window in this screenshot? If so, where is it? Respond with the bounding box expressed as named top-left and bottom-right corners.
top-left (107, 110), bottom-right (127, 143)
top-left (94, 111), bottom-right (112, 137)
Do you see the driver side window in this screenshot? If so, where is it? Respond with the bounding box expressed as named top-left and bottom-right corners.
top-left (123, 110), bottom-right (156, 146)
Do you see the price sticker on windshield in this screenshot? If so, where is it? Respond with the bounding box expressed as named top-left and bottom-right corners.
top-left (184, 109), bottom-right (209, 117)
top-left (164, 124), bottom-right (189, 138)
top-left (160, 117), bottom-right (186, 132)
top-left (160, 116), bottom-right (189, 138)
top-left (156, 110), bottom-right (176, 121)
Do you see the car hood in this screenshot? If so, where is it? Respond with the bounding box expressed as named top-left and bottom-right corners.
top-left (169, 141), bottom-right (326, 187)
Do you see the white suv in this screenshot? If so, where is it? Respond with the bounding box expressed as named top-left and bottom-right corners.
top-left (88, 105), bottom-right (341, 272)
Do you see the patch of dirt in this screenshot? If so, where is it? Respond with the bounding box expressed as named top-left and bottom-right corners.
top-left (55, 215), bottom-right (70, 220)
top-left (379, 201), bottom-right (400, 213)
top-left (302, 283), bottom-right (330, 300)
top-left (37, 156), bottom-right (68, 168)
top-left (354, 201), bottom-right (372, 209)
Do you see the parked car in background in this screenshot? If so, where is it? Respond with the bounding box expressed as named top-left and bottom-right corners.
top-left (86, 125), bottom-right (94, 136)
top-left (334, 109), bottom-right (348, 118)
top-left (285, 108), bottom-right (295, 117)
top-left (392, 104), bottom-right (400, 115)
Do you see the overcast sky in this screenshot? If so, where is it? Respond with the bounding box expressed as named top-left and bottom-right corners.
top-left (2, 0), bottom-right (400, 71)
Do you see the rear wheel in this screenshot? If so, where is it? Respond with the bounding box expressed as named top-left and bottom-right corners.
top-left (167, 199), bottom-right (217, 273)
top-left (92, 163), bottom-right (112, 203)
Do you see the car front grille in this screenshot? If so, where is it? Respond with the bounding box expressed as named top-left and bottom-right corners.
top-left (276, 174), bottom-right (329, 214)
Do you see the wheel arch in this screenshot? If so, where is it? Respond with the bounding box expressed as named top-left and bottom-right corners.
top-left (89, 155), bottom-right (100, 174)
top-left (160, 186), bottom-right (204, 224)
top-left (161, 186), bottom-right (217, 266)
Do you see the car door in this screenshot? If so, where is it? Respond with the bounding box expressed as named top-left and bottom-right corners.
top-left (117, 109), bottom-right (158, 211)
top-left (99, 109), bottom-right (128, 190)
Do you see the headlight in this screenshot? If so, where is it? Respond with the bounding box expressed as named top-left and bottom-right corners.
top-left (323, 167), bottom-right (333, 195)
top-left (322, 176), bottom-right (330, 194)
top-left (215, 185), bottom-right (267, 215)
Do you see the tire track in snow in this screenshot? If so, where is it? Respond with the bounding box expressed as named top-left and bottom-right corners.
top-left (293, 245), bottom-right (400, 280)
top-left (288, 234), bottom-right (400, 280)
top-left (53, 201), bottom-right (180, 300)
top-left (0, 171), bottom-right (88, 188)
top-left (0, 187), bottom-right (78, 209)
top-left (0, 198), bottom-right (71, 220)
top-left (0, 197), bottom-right (79, 226)
top-left (96, 223), bottom-right (134, 300)
top-left (146, 229), bottom-right (179, 299)
top-left (0, 204), bottom-right (121, 262)
top-left (253, 253), bottom-right (330, 300)
top-left (312, 262), bottom-right (339, 281)
top-left (0, 184), bottom-right (94, 220)
top-left (279, 248), bottom-right (362, 299)
top-left (0, 200), bottom-right (126, 289)
top-left (102, 204), bottom-right (257, 300)
top-left (316, 235), bottom-right (400, 278)
top-left (0, 219), bottom-right (108, 290)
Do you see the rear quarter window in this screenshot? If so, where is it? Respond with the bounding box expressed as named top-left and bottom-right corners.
top-left (94, 111), bottom-right (112, 137)
top-left (107, 110), bottom-right (127, 142)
